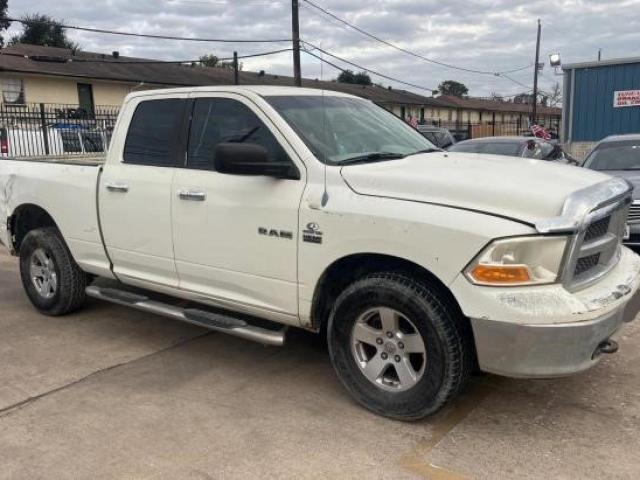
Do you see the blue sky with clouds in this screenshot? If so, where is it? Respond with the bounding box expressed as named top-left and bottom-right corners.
top-left (6, 0), bottom-right (640, 97)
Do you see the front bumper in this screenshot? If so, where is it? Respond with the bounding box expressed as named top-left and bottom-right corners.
top-left (470, 288), bottom-right (640, 377)
top-left (452, 247), bottom-right (640, 378)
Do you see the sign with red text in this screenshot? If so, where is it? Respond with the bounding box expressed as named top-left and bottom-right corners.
top-left (614, 90), bottom-right (640, 108)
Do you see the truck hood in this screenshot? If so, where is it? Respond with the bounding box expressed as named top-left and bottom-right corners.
top-left (340, 152), bottom-right (612, 225)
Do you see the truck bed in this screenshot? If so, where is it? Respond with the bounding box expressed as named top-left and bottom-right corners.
top-left (0, 156), bottom-right (109, 276)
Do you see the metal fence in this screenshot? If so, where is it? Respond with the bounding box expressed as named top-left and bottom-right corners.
top-left (0, 103), bottom-right (120, 157)
top-left (433, 120), bottom-right (560, 141)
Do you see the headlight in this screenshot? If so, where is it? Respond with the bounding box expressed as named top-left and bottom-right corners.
top-left (465, 236), bottom-right (568, 286)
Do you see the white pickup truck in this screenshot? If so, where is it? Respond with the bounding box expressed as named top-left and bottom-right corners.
top-left (2, 86), bottom-right (640, 420)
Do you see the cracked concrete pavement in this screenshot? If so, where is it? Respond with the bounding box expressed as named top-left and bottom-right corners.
top-left (1, 250), bottom-right (639, 479)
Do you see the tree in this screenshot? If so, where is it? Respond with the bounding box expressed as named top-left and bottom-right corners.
top-left (547, 82), bottom-right (562, 107)
top-left (513, 92), bottom-right (534, 104)
top-left (0, 0), bottom-right (10, 47)
top-left (198, 54), bottom-right (239, 70)
top-left (437, 80), bottom-right (469, 97)
top-left (337, 69), bottom-right (372, 85)
top-left (9, 13), bottom-right (79, 49)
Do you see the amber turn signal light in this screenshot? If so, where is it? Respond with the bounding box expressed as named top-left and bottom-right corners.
top-left (471, 265), bottom-right (531, 284)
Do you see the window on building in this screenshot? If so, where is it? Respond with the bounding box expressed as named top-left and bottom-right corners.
top-left (77, 83), bottom-right (95, 115)
top-left (187, 97), bottom-right (291, 171)
top-left (2, 78), bottom-right (25, 105)
top-left (123, 99), bottom-right (185, 167)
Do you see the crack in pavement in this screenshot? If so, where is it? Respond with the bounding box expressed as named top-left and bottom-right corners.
top-left (398, 378), bottom-right (500, 479)
top-left (0, 332), bottom-right (214, 420)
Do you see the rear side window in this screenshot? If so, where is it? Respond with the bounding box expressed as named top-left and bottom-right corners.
top-left (123, 99), bottom-right (184, 166)
top-left (187, 97), bottom-right (291, 170)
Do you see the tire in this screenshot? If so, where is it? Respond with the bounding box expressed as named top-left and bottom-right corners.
top-left (19, 227), bottom-right (88, 316)
top-left (327, 272), bottom-right (473, 421)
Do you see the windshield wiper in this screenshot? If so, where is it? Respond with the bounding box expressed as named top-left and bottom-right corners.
top-left (599, 168), bottom-right (640, 171)
top-left (340, 152), bottom-right (406, 165)
top-left (405, 148), bottom-right (442, 157)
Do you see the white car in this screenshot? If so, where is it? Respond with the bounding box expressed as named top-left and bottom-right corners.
top-left (1, 86), bottom-right (639, 420)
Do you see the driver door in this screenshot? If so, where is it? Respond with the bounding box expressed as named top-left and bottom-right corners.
top-left (171, 93), bottom-right (306, 320)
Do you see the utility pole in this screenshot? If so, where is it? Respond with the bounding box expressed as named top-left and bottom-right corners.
top-left (598, 48), bottom-right (602, 62)
top-left (233, 51), bottom-right (239, 85)
top-left (291, 0), bottom-right (302, 86)
top-left (532, 19), bottom-right (541, 125)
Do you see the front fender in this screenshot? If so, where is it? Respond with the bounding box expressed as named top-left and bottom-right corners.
top-left (297, 190), bottom-right (536, 325)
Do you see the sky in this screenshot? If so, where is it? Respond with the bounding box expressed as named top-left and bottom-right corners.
top-left (5, 0), bottom-right (640, 98)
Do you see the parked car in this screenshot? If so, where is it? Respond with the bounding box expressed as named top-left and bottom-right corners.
top-left (448, 136), bottom-right (578, 164)
top-left (416, 125), bottom-right (456, 149)
top-left (0, 125), bottom-right (109, 157)
top-left (2, 86), bottom-right (639, 421)
top-left (583, 134), bottom-right (640, 246)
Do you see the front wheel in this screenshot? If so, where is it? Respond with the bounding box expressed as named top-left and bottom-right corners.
top-left (327, 273), bottom-right (473, 420)
top-left (19, 227), bottom-right (88, 316)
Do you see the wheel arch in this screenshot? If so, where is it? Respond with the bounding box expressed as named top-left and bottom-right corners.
top-left (311, 253), bottom-right (469, 336)
top-left (8, 203), bottom-right (60, 254)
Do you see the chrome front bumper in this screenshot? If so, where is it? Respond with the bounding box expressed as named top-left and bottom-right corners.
top-left (452, 246), bottom-right (640, 378)
top-left (471, 287), bottom-right (640, 378)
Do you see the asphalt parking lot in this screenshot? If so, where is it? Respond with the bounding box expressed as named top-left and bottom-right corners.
top-left (1, 249), bottom-right (639, 479)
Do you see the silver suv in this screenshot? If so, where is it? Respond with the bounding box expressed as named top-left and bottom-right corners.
top-left (583, 134), bottom-right (640, 246)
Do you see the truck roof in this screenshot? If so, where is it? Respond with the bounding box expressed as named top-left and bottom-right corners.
top-left (125, 85), bottom-right (358, 101)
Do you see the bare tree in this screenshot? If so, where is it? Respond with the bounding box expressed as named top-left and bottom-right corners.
top-left (547, 82), bottom-right (562, 107)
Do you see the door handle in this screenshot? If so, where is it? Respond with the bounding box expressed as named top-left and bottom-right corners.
top-left (105, 182), bottom-right (129, 193)
top-left (178, 190), bottom-right (206, 201)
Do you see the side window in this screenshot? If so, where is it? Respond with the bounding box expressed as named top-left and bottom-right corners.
top-left (187, 98), bottom-right (291, 170)
top-left (123, 99), bottom-right (184, 167)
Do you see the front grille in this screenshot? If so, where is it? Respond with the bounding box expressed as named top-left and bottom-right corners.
top-left (584, 215), bottom-right (610, 241)
top-left (575, 253), bottom-right (601, 276)
top-left (628, 202), bottom-right (640, 224)
top-left (567, 198), bottom-right (630, 289)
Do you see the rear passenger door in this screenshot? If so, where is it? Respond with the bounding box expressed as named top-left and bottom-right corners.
top-left (171, 93), bottom-right (305, 320)
top-left (99, 95), bottom-right (188, 287)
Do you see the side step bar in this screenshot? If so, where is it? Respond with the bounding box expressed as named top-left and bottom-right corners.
top-left (86, 286), bottom-right (286, 346)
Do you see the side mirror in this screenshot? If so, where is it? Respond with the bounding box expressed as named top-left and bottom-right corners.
top-left (214, 143), bottom-right (299, 179)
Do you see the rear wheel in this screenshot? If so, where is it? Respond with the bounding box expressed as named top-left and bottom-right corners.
top-left (19, 227), bottom-right (88, 316)
top-left (327, 272), bottom-right (473, 420)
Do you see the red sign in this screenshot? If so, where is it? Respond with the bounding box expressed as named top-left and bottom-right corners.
top-left (614, 90), bottom-right (640, 108)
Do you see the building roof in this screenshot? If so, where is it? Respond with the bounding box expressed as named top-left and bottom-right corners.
top-left (0, 43), bottom-right (561, 116)
top-left (436, 95), bottom-right (561, 116)
top-left (0, 43), bottom-right (442, 107)
top-left (563, 56), bottom-right (640, 70)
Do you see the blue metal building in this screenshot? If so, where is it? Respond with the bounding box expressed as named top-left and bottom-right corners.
top-left (563, 57), bottom-right (640, 147)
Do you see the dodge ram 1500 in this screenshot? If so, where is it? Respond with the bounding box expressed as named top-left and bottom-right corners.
top-left (1, 86), bottom-right (639, 420)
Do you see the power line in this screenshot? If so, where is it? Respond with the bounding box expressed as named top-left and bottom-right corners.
top-left (5, 17), bottom-right (291, 43)
top-left (301, 0), bottom-right (531, 76)
top-left (302, 42), bottom-right (437, 93)
top-left (497, 73), bottom-right (532, 90)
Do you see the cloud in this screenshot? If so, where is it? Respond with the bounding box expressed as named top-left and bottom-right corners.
top-left (6, 0), bottom-right (640, 96)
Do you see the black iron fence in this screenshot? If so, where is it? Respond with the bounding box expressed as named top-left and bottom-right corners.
top-left (0, 103), bottom-right (120, 157)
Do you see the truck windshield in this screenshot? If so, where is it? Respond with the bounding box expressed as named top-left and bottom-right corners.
top-left (584, 141), bottom-right (640, 170)
top-left (265, 95), bottom-right (436, 164)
